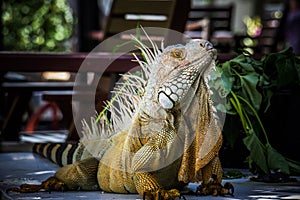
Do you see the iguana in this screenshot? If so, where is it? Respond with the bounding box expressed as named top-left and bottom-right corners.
top-left (12, 32), bottom-right (233, 199)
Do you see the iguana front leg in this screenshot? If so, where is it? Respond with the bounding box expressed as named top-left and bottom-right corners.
top-left (134, 172), bottom-right (183, 200)
top-left (131, 124), bottom-right (183, 199)
top-left (202, 155), bottom-right (223, 184)
top-left (196, 156), bottom-right (234, 196)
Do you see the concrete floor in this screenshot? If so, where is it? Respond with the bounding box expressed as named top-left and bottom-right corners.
top-left (0, 152), bottom-right (300, 200)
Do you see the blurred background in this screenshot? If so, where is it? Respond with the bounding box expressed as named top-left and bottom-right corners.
top-left (0, 0), bottom-right (295, 54)
top-left (0, 0), bottom-right (299, 170)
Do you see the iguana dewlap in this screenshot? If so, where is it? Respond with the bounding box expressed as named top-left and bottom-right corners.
top-left (13, 34), bottom-right (229, 199)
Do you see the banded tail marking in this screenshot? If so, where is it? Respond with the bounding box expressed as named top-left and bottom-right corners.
top-left (33, 143), bottom-right (88, 167)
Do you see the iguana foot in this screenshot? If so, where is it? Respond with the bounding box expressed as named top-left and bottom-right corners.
top-left (9, 177), bottom-right (66, 193)
top-left (143, 188), bottom-right (186, 200)
top-left (196, 175), bottom-right (234, 196)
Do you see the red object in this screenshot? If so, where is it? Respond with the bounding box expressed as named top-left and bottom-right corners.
top-left (25, 102), bottom-right (60, 133)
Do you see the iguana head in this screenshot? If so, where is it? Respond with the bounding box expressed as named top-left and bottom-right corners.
top-left (149, 39), bottom-right (217, 109)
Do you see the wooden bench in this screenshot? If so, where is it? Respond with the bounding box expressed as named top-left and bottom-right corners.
top-left (256, 3), bottom-right (285, 54)
top-left (0, 51), bottom-right (237, 142)
top-left (88, 0), bottom-right (190, 45)
top-left (0, 52), bottom-right (138, 141)
top-left (185, 3), bottom-right (235, 52)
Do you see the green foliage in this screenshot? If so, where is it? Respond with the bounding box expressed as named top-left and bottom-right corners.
top-left (2, 0), bottom-right (74, 51)
top-left (214, 48), bottom-right (300, 175)
top-left (243, 132), bottom-right (269, 174)
top-left (223, 169), bottom-right (245, 179)
top-left (265, 143), bottom-right (290, 174)
top-left (220, 55), bottom-right (264, 114)
top-left (262, 48), bottom-right (300, 89)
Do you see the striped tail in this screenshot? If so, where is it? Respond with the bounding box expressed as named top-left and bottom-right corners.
top-left (33, 143), bottom-right (93, 167)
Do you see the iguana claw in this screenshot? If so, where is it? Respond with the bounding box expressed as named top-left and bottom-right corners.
top-left (143, 188), bottom-right (186, 200)
top-left (196, 175), bottom-right (234, 196)
top-left (8, 176), bottom-right (66, 193)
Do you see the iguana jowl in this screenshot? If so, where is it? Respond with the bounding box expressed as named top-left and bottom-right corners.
top-left (13, 35), bottom-right (232, 199)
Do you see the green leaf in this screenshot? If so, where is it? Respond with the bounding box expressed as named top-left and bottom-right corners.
top-left (209, 68), bottom-right (230, 98)
top-left (215, 103), bottom-right (227, 113)
top-left (275, 56), bottom-right (298, 88)
top-left (218, 54), bottom-right (263, 114)
top-left (262, 89), bottom-right (273, 112)
top-left (220, 72), bottom-right (234, 96)
top-left (262, 48), bottom-right (299, 89)
top-left (231, 56), bottom-right (255, 73)
top-left (223, 169), bottom-right (245, 179)
top-left (240, 73), bottom-right (262, 112)
top-left (265, 143), bottom-right (290, 174)
top-left (219, 62), bottom-right (234, 93)
top-left (243, 131), bottom-right (269, 174)
top-left (208, 68), bottom-right (229, 115)
top-left (286, 159), bottom-right (300, 174)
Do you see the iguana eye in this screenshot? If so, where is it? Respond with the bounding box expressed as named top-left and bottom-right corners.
top-left (171, 49), bottom-right (185, 59)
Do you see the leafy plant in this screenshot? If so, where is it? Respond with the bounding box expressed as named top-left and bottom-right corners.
top-left (212, 48), bottom-right (300, 175)
top-left (2, 0), bottom-right (74, 51)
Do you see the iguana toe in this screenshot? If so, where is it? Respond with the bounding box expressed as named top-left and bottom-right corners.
top-left (9, 184), bottom-right (43, 193)
top-left (222, 182), bottom-right (234, 196)
top-left (8, 176), bottom-right (67, 193)
top-left (196, 181), bottom-right (234, 196)
top-left (196, 174), bottom-right (234, 196)
top-left (143, 188), bottom-right (185, 200)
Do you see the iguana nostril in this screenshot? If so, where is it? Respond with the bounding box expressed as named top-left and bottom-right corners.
top-left (205, 41), bottom-right (214, 50)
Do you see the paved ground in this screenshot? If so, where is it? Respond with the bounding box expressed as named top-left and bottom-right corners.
top-left (0, 152), bottom-right (299, 200)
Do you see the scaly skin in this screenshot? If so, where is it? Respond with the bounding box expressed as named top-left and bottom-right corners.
top-left (12, 38), bottom-right (230, 199)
